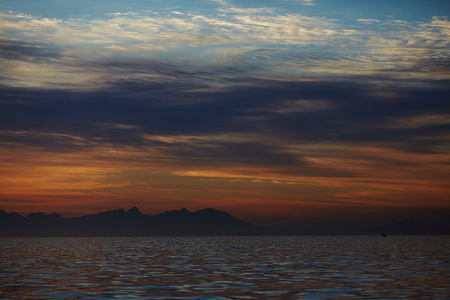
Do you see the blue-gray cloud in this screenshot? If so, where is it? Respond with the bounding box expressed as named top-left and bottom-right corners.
top-left (1, 72), bottom-right (449, 165)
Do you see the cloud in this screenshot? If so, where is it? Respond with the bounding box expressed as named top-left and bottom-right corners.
top-left (1, 76), bottom-right (449, 160)
top-left (390, 114), bottom-right (450, 129)
top-left (357, 18), bottom-right (381, 24)
top-left (283, 0), bottom-right (317, 5)
top-left (106, 11), bottom-right (139, 17)
top-left (218, 7), bottom-right (276, 14)
top-left (255, 99), bottom-right (333, 114)
top-left (210, 0), bottom-right (230, 5)
top-left (2, 8), bottom-right (449, 92)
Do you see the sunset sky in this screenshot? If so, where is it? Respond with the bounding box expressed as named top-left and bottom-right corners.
top-left (1, 0), bottom-right (449, 231)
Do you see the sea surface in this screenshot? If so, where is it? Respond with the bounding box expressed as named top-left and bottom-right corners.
top-left (0, 236), bottom-right (449, 299)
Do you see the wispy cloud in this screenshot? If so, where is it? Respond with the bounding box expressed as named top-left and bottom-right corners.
top-left (1, 6), bottom-right (449, 92)
top-left (357, 18), bottom-right (381, 24)
top-left (282, 0), bottom-right (317, 6)
top-left (210, 0), bottom-right (230, 6)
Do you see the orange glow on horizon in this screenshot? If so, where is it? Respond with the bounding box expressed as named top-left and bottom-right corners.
top-left (1, 140), bottom-right (449, 219)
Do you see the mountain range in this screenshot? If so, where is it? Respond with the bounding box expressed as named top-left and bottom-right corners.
top-left (0, 207), bottom-right (265, 237)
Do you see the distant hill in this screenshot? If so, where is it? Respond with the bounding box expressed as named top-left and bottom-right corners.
top-left (362, 220), bottom-right (419, 236)
top-left (0, 207), bottom-right (265, 237)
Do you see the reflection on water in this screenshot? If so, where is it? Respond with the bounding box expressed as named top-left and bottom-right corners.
top-left (1, 236), bottom-right (449, 299)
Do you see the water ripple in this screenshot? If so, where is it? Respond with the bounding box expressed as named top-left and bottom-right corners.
top-left (1, 236), bottom-right (449, 299)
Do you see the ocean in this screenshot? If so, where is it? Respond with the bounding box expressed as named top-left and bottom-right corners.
top-left (1, 236), bottom-right (449, 299)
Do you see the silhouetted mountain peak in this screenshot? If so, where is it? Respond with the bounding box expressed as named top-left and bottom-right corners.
top-left (0, 209), bottom-right (21, 218)
top-left (0, 210), bottom-right (24, 225)
top-left (27, 212), bottom-right (45, 218)
top-left (50, 212), bottom-right (63, 219)
top-left (0, 207), bottom-right (265, 237)
top-left (126, 206), bottom-right (142, 215)
top-left (24, 212), bottom-right (63, 224)
top-left (158, 208), bottom-right (192, 218)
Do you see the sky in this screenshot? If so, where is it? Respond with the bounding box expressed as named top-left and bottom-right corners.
top-left (1, 0), bottom-right (449, 233)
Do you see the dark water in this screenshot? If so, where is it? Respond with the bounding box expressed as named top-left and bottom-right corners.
top-left (1, 236), bottom-right (449, 299)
